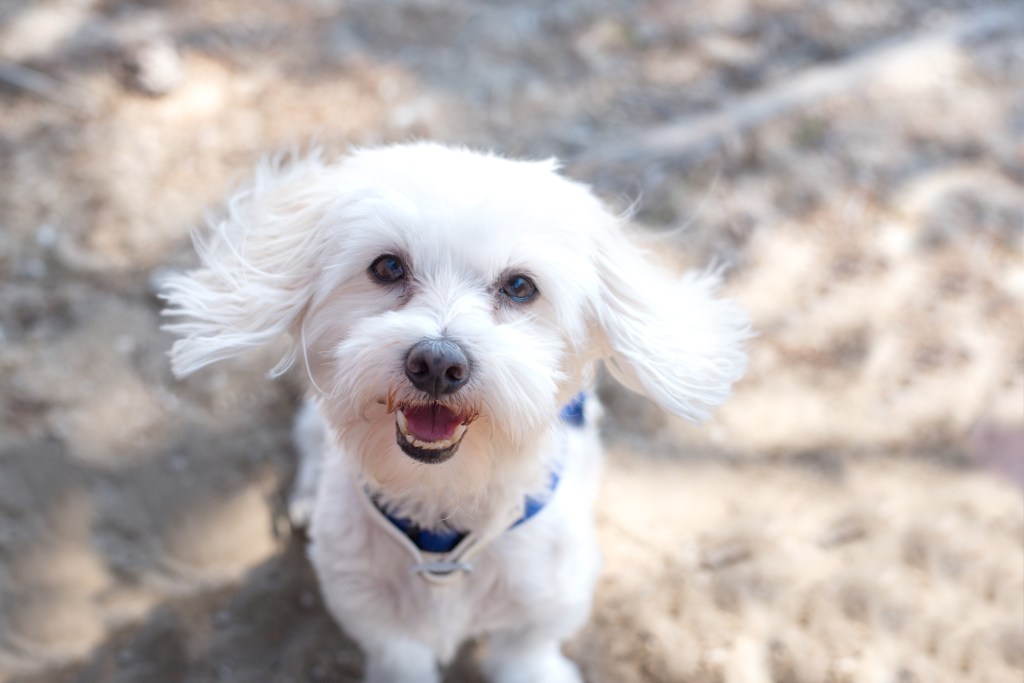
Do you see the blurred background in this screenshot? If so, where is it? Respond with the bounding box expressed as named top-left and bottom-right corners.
top-left (0, 1), bottom-right (1021, 682)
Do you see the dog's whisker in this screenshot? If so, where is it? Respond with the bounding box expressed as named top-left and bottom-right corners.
top-left (439, 500), bottom-right (460, 524)
top-left (299, 324), bottom-right (334, 398)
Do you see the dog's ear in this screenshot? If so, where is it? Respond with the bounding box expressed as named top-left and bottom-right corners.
top-left (590, 226), bottom-right (750, 422)
top-left (161, 153), bottom-right (334, 379)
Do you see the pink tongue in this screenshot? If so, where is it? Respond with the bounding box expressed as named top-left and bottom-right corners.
top-left (403, 404), bottom-right (462, 442)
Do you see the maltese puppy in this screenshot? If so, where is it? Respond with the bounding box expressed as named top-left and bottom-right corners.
top-left (162, 143), bottom-right (748, 683)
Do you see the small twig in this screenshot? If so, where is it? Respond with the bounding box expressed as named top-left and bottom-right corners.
top-left (0, 60), bottom-right (95, 110)
top-left (572, 4), bottom-right (1024, 171)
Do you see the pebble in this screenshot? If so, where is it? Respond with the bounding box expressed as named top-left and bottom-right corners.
top-left (121, 38), bottom-right (184, 97)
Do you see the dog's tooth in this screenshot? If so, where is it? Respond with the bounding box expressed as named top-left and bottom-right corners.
top-left (397, 410), bottom-right (409, 434)
top-left (414, 438), bottom-right (446, 450)
top-left (411, 437), bottom-right (454, 450)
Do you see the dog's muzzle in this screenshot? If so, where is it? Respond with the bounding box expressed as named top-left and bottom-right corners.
top-left (395, 339), bottom-right (473, 464)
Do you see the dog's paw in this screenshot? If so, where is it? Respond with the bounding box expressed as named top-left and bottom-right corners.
top-left (287, 494), bottom-right (315, 532)
top-left (485, 652), bottom-right (583, 683)
top-left (534, 656), bottom-right (583, 683)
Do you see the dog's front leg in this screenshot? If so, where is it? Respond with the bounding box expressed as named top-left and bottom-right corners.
top-left (360, 636), bottom-right (441, 683)
top-left (288, 400), bottom-right (327, 529)
top-left (481, 618), bottom-right (586, 683)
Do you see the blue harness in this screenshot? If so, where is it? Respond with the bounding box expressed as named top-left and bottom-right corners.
top-left (375, 393), bottom-right (586, 553)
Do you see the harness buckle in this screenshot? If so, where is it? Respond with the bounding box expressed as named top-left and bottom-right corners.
top-left (412, 560), bottom-right (475, 576)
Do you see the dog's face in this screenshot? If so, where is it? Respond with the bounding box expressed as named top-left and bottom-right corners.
top-left (298, 146), bottom-right (610, 493)
top-left (163, 144), bottom-right (748, 499)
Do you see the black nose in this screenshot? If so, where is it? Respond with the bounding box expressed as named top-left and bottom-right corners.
top-left (404, 339), bottom-right (471, 397)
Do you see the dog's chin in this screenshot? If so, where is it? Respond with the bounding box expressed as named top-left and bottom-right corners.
top-left (394, 404), bottom-right (472, 465)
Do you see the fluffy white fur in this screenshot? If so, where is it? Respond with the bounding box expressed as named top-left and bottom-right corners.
top-left (162, 143), bottom-right (748, 683)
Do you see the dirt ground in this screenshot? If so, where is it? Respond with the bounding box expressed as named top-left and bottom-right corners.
top-left (1, 1), bottom-right (1022, 682)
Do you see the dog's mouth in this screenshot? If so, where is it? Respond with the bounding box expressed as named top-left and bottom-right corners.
top-left (395, 403), bottom-right (472, 464)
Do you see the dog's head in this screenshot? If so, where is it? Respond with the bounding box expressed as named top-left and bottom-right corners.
top-left (163, 144), bottom-right (748, 499)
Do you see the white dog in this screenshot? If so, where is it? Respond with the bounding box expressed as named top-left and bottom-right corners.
top-left (162, 143), bottom-right (748, 683)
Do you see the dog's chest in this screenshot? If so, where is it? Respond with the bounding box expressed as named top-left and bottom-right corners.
top-left (360, 533), bottom-right (548, 659)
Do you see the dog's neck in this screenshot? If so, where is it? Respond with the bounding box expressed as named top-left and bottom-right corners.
top-left (362, 429), bottom-right (563, 532)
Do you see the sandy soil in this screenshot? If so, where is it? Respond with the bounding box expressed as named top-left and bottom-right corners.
top-left (0, 1), bottom-right (1021, 682)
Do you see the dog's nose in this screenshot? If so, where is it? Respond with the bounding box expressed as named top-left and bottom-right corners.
top-left (405, 339), bottom-right (471, 397)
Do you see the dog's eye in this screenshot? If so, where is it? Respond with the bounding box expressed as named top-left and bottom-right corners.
top-left (370, 255), bottom-right (406, 283)
top-left (500, 274), bottom-right (537, 303)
